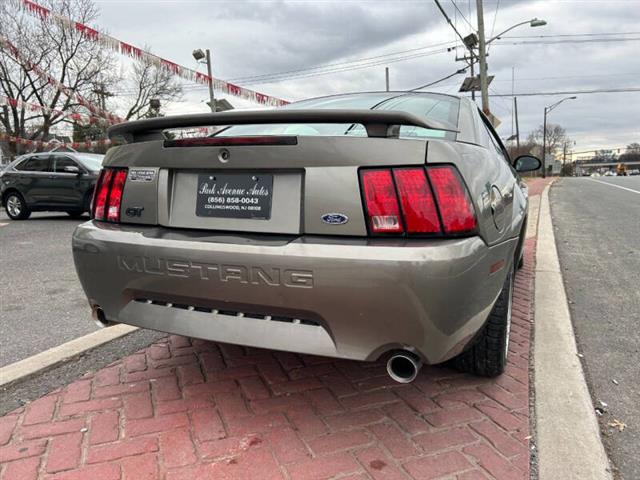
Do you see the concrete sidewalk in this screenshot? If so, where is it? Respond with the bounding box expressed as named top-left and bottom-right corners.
top-left (0, 178), bottom-right (553, 480)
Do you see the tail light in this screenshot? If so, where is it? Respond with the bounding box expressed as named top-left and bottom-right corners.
top-left (427, 166), bottom-right (477, 233)
top-left (360, 165), bottom-right (476, 236)
top-left (393, 168), bottom-right (440, 233)
top-left (92, 167), bottom-right (128, 222)
top-left (360, 170), bottom-right (403, 233)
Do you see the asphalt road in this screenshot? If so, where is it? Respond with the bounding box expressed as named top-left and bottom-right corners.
top-left (550, 176), bottom-right (640, 480)
top-left (0, 211), bottom-right (98, 367)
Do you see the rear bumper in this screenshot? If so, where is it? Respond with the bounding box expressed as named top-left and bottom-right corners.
top-left (72, 221), bottom-right (517, 364)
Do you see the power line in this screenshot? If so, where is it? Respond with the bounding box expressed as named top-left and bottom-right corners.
top-left (449, 0), bottom-right (474, 30)
top-left (492, 37), bottom-right (640, 45)
top-left (489, 87), bottom-right (640, 97)
top-left (434, 0), bottom-right (471, 47)
top-left (234, 49), bottom-right (451, 86)
top-left (410, 67), bottom-right (469, 91)
top-left (503, 31), bottom-right (640, 39)
top-left (489, 0), bottom-right (501, 41)
top-left (226, 40), bottom-right (455, 84)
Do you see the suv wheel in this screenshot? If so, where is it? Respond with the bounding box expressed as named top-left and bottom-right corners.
top-left (451, 270), bottom-right (513, 377)
top-left (5, 193), bottom-right (31, 220)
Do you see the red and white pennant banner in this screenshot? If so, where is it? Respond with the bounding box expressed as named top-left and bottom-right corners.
top-left (0, 95), bottom-right (113, 126)
top-left (0, 132), bottom-right (116, 150)
top-left (0, 35), bottom-right (124, 124)
top-left (19, 0), bottom-right (290, 108)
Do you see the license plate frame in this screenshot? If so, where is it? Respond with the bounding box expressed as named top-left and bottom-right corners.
top-left (195, 173), bottom-right (273, 220)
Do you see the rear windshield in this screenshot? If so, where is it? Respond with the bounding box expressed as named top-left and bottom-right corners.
top-left (215, 93), bottom-right (459, 140)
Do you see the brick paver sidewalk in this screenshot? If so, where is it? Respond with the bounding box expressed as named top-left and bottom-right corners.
top-left (0, 179), bottom-right (552, 480)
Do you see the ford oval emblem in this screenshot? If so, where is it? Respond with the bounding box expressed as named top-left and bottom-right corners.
top-left (321, 213), bottom-right (349, 225)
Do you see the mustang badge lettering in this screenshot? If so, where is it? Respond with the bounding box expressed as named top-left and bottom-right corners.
top-left (117, 256), bottom-right (313, 288)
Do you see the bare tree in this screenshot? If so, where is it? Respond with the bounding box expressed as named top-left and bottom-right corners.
top-left (122, 54), bottom-right (182, 120)
top-left (0, 0), bottom-right (116, 155)
top-left (507, 140), bottom-right (536, 161)
top-left (619, 142), bottom-right (640, 163)
top-left (626, 142), bottom-right (640, 154)
top-left (526, 123), bottom-right (570, 159)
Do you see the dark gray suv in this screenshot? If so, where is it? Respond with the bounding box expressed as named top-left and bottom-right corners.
top-left (1, 151), bottom-right (103, 220)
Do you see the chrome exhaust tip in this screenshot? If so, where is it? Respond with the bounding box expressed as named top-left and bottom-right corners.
top-left (91, 305), bottom-right (114, 328)
top-left (387, 351), bottom-right (423, 383)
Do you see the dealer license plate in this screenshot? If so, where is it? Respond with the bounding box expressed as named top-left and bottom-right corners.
top-left (195, 173), bottom-right (273, 219)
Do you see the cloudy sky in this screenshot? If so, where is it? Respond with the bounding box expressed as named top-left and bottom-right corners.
top-left (97, 0), bottom-right (640, 154)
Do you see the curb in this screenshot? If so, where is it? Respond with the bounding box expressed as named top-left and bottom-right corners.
top-left (0, 324), bottom-right (137, 388)
top-left (533, 183), bottom-right (612, 479)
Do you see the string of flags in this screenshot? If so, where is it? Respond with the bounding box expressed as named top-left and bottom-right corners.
top-left (0, 128), bottom-right (215, 154)
top-left (0, 35), bottom-right (124, 125)
top-left (0, 132), bottom-right (116, 151)
top-left (0, 95), bottom-right (114, 127)
top-left (19, 0), bottom-right (290, 107)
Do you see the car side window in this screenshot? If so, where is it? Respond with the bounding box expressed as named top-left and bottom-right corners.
top-left (478, 110), bottom-right (511, 165)
top-left (15, 155), bottom-right (52, 172)
top-left (54, 156), bottom-right (81, 173)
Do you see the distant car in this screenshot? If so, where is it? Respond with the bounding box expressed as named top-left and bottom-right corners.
top-left (1, 151), bottom-right (103, 220)
top-left (628, 169), bottom-right (640, 176)
top-left (603, 171), bottom-right (617, 177)
top-left (590, 172), bottom-right (600, 177)
top-left (72, 91), bottom-right (542, 382)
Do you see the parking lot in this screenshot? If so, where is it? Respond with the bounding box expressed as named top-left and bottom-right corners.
top-left (0, 211), bottom-right (98, 367)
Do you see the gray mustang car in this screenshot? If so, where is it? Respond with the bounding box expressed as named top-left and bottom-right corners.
top-left (72, 92), bottom-right (540, 383)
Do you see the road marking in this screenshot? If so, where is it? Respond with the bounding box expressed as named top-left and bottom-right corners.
top-left (0, 324), bottom-right (138, 388)
top-left (589, 178), bottom-right (640, 195)
top-left (0, 223), bottom-right (8, 227)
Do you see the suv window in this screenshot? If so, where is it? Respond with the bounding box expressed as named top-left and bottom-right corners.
top-left (53, 156), bottom-right (81, 172)
top-left (15, 155), bottom-right (52, 172)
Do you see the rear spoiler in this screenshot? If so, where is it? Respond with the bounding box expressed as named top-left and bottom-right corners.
top-left (107, 109), bottom-right (458, 143)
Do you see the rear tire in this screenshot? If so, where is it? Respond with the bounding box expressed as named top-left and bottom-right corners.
top-left (5, 192), bottom-right (31, 220)
top-left (451, 270), bottom-right (513, 377)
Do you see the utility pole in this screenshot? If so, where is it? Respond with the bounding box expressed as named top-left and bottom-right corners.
top-left (542, 107), bottom-right (549, 178)
top-left (468, 53), bottom-right (476, 101)
top-left (476, 0), bottom-right (490, 115)
top-left (93, 83), bottom-right (113, 111)
top-left (542, 107), bottom-right (548, 178)
top-left (205, 49), bottom-right (216, 113)
top-left (514, 97), bottom-right (520, 149)
top-left (541, 96), bottom-right (576, 179)
top-left (385, 67), bottom-right (390, 92)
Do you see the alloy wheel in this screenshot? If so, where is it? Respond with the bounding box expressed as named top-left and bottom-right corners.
top-left (6, 195), bottom-right (22, 217)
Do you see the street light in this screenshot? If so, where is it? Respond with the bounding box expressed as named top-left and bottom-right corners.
top-left (477, 15), bottom-right (547, 116)
top-left (486, 18), bottom-right (547, 45)
top-left (193, 48), bottom-right (215, 113)
top-left (542, 96), bottom-right (577, 178)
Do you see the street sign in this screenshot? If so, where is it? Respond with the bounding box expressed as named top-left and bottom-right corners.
top-left (487, 112), bottom-right (501, 128)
